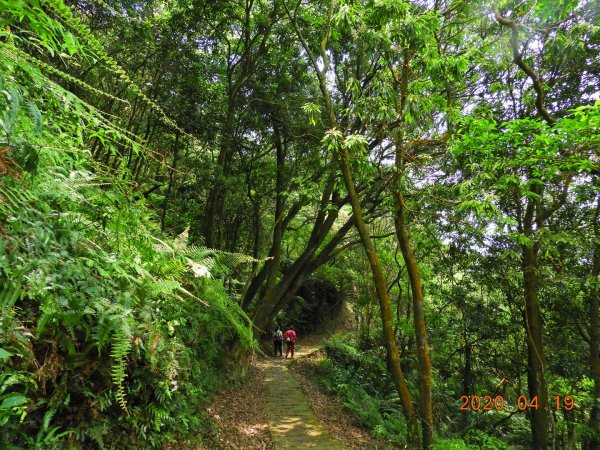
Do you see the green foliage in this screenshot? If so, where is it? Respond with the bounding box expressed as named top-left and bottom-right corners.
top-left (432, 433), bottom-right (516, 450)
top-left (0, 122), bottom-right (255, 448)
top-left (463, 430), bottom-right (514, 450)
top-left (432, 439), bottom-right (471, 450)
top-left (319, 336), bottom-right (407, 444)
top-left (0, 1), bottom-right (256, 447)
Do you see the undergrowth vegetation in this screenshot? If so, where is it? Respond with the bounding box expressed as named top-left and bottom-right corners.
top-left (319, 336), bottom-right (517, 449)
top-left (319, 336), bottom-right (408, 446)
top-left (0, 149), bottom-right (255, 447)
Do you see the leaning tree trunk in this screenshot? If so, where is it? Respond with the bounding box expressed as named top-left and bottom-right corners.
top-left (393, 187), bottom-right (434, 447)
top-left (284, 3), bottom-right (420, 444)
top-left (337, 141), bottom-right (420, 447)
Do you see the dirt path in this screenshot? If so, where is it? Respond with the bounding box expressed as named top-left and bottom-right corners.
top-left (261, 342), bottom-right (346, 449)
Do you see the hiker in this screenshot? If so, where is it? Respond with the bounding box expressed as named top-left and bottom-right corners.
top-left (273, 326), bottom-right (283, 356)
top-left (283, 326), bottom-right (297, 358)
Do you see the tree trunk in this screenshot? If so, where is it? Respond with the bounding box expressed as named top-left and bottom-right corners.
top-left (395, 281), bottom-right (402, 338)
top-left (250, 168), bottom-right (338, 328)
top-left (203, 100), bottom-right (235, 248)
top-left (254, 119), bottom-right (286, 315)
top-left (285, 5), bottom-right (420, 443)
top-left (201, 7), bottom-right (276, 248)
top-left (250, 206), bottom-right (354, 334)
top-left (461, 343), bottom-right (473, 430)
top-left (337, 141), bottom-right (420, 447)
top-left (588, 196), bottom-right (600, 449)
top-left (522, 239), bottom-right (549, 449)
top-left (160, 133), bottom-right (180, 231)
top-left (394, 188), bottom-right (434, 447)
top-left (392, 48), bottom-right (433, 448)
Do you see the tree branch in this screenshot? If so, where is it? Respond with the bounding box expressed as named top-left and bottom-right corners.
top-left (493, 0), bottom-right (556, 125)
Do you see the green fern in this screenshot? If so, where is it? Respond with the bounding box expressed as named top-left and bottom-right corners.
top-left (26, 102), bottom-right (43, 133)
top-left (8, 44), bottom-right (131, 106)
top-left (0, 3), bottom-right (260, 443)
top-left (110, 328), bottom-right (132, 413)
top-left (0, 280), bottom-right (23, 309)
top-left (147, 403), bottom-right (169, 431)
top-left (39, 0), bottom-right (192, 138)
top-left (143, 279), bottom-right (182, 300)
top-left (0, 84), bottom-right (21, 136)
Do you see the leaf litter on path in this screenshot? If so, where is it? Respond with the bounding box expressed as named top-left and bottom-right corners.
top-left (200, 358), bottom-right (273, 449)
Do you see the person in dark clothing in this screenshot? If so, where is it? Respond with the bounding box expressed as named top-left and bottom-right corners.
top-left (273, 326), bottom-right (283, 356)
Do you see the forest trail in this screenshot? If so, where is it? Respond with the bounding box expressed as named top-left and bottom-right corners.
top-left (262, 340), bottom-right (346, 449)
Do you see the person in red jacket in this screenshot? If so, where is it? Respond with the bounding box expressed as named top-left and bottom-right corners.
top-left (283, 326), bottom-right (297, 358)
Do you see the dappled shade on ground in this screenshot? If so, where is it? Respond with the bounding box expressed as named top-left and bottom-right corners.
top-left (289, 350), bottom-right (392, 449)
top-left (201, 361), bottom-right (272, 449)
top-left (262, 347), bottom-right (346, 450)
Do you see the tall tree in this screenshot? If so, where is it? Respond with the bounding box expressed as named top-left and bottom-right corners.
top-left (283, 0), bottom-right (423, 445)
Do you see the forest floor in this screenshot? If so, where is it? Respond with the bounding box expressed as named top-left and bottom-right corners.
top-left (200, 306), bottom-right (393, 449)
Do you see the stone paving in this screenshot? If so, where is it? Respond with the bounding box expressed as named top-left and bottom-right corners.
top-left (262, 346), bottom-right (346, 449)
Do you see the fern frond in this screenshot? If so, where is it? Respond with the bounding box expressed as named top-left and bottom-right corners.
top-left (110, 328), bottom-right (132, 413)
top-left (0, 186), bottom-right (33, 215)
top-left (175, 286), bottom-right (209, 307)
top-left (195, 280), bottom-right (256, 350)
top-left (40, 0), bottom-right (191, 138)
top-left (26, 102), bottom-right (43, 132)
top-left (0, 281), bottom-right (23, 309)
top-left (6, 44), bottom-right (130, 106)
top-left (143, 279), bottom-right (181, 300)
